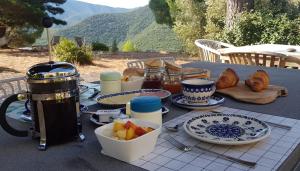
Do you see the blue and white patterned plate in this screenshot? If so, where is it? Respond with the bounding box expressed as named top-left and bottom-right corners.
top-left (184, 113), bottom-right (271, 145)
top-left (96, 89), bottom-right (171, 108)
top-left (171, 94), bottom-right (225, 110)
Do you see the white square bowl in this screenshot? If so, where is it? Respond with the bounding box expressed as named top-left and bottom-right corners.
top-left (94, 119), bottom-right (161, 162)
top-left (121, 77), bottom-right (144, 92)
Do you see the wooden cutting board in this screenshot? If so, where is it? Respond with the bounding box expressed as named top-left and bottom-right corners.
top-left (216, 82), bottom-right (288, 104)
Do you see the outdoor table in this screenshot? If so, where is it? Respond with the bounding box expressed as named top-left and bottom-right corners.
top-left (219, 44), bottom-right (300, 67)
top-left (0, 62), bottom-right (300, 170)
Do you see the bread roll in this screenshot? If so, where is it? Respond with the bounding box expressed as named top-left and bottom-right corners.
top-left (245, 70), bottom-right (269, 92)
top-left (216, 68), bottom-right (239, 89)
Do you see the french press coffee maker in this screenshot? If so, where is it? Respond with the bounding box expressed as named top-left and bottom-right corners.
top-left (0, 62), bottom-right (85, 150)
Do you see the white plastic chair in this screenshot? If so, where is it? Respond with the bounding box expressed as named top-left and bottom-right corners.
top-left (0, 77), bottom-right (27, 103)
top-left (195, 39), bottom-right (235, 63)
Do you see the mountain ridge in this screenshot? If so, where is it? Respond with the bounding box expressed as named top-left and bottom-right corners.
top-left (55, 0), bottom-right (129, 27)
top-left (57, 6), bottom-right (183, 52)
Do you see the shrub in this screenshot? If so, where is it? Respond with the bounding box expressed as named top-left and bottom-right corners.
top-left (92, 42), bottom-right (109, 51)
top-left (122, 40), bottom-right (136, 52)
top-left (53, 38), bottom-right (93, 65)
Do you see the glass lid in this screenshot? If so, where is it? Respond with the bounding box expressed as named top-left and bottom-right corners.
top-left (26, 61), bottom-right (79, 80)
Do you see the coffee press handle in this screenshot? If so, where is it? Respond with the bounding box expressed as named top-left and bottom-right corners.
top-left (0, 93), bottom-right (29, 137)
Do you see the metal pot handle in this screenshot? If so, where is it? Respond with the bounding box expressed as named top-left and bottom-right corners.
top-left (0, 93), bottom-right (29, 137)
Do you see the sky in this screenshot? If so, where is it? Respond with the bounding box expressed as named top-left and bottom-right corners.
top-left (76, 0), bottom-right (150, 9)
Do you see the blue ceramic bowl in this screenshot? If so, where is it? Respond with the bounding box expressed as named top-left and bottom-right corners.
top-left (181, 79), bottom-right (216, 104)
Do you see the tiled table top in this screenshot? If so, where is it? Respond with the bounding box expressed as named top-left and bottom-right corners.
top-left (127, 107), bottom-right (300, 171)
top-left (5, 83), bottom-right (300, 171)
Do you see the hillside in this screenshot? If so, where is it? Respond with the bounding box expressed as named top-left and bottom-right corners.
top-left (56, 0), bottom-right (129, 27)
top-left (58, 6), bottom-right (183, 52)
top-left (132, 22), bottom-right (183, 52)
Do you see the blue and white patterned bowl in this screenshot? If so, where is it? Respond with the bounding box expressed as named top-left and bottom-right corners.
top-left (181, 79), bottom-right (216, 104)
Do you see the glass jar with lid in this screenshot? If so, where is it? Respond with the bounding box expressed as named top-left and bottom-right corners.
top-left (142, 67), bottom-right (162, 89)
top-left (162, 72), bottom-right (182, 94)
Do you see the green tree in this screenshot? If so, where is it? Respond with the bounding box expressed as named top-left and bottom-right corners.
top-left (172, 0), bottom-right (207, 54)
top-left (204, 0), bottom-right (226, 39)
top-left (149, 0), bottom-right (173, 26)
top-left (0, 0), bottom-right (67, 47)
top-left (111, 39), bottom-right (118, 52)
top-left (122, 40), bottom-right (136, 52)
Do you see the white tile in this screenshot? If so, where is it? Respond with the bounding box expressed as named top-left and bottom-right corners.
top-left (257, 157), bottom-right (278, 168)
top-left (215, 158), bottom-right (233, 166)
top-left (162, 148), bottom-right (184, 158)
top-left (251, 165), bottom-right (272, 171)
top-left (184, 138), bottom-right (199, 146)
top-left (285, 131), bottom-right (300, 138)
top-left (269, 133), bottom-right (284, 140)
top-left (271, 128), bottom-right (288, 135)
top-left (142, 153), bottom-right (158, 161)
top-left (225, 166), bottom-right (246, 171)
top-left (262, 137), bottom-right (279, 145)
top-left (141, 162), bottom-right (161, 171)
top-left (290, 128), bottom-right (300, 134)
top-left (153, 146), bottom-right (170, 155)
top-left (156, 167), bottom-right (174, 171)
top-left (180, 164), bottom-right (203, 171)
top-left (150, 155), bottom-right (172, 165)
top-left (200, 152), bottom-right (218, 161)
top-left (276, 140), bottom-right (294, 148)
top-left (190, 157), bottom-right (212, 168)
top-left (257, 114), bottom-right (272, 121)
top-left (210, 146), bottom-right (229, 154)
top-left (229, 144), bottom-right (253, 152)
top-left (280, 118), bottom-right (297, 126)
top-left (224, 149), bottom-right (244, 158)
top-left (164, 160), bottom-right (187, 170)
top-left (160, 141), bottom-right (174, 148)
top-left (174, 135), bottom-right (188, 142)
top-left (176, 153), bottom-right (198, 163)
top-left (269, 145), bottom-right (290, 155)
top-left (129, 159), bottom-right (146, 166)
top-left (240, 153), bottom-right (260, 162)
top-left (206, 162), bottom-right (228, 171)
top-left (280, 135), bottom-right (298, 143)
top-left (268, 116), bottom-right (284, 124)
top-left (253, 142), bottom-right (272, 150)
top-left (230, 163), bottom-right (251, 171)
top-left (263, 151), bottom-right (283, 161)
top-left (247, 148), bottom-right (266, 156)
